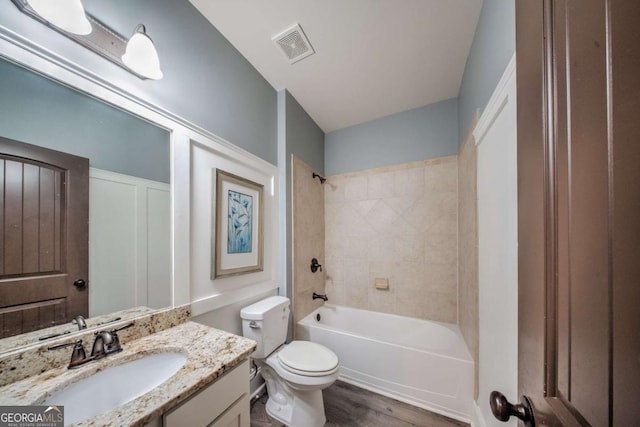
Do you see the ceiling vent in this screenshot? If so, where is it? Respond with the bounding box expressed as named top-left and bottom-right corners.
top-left (272, 23), bottom-right (315, 64)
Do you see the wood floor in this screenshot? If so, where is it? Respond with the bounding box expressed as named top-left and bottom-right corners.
top-left (250, 381), bottom-right (469, 427)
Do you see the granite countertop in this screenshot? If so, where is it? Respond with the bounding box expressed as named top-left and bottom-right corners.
top-left (0, 322), bottom-right (256, 427)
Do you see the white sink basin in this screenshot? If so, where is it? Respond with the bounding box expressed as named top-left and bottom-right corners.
top-left (43, 352), bottom-right (187, 425)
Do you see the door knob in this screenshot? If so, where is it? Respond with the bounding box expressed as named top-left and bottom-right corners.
top-left (490, 391), bottom-right (535, 426)
top-left (73, 279), bottom-right (87, 288)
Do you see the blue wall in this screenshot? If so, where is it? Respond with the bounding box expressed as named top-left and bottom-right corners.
top-left (0, 58), bottom-right (170, 183)
top-left (457, 0), bottom-right (515, 141)
top-left (0, 0), bottom-right (277, 164)
top-left (324, 98), bottom-right (459, 175)
top-left (285, 91), bottom-right (325, 175)
top-left (323, 0), bottom-right (516, 176)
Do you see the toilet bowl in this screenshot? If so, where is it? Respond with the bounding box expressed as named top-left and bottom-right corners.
top-left (268, 340), bottom-right (339, 388)
top-left (241, 296), bottom-right (339, 427)
top-left (260, 341), bottom-right (339, 426)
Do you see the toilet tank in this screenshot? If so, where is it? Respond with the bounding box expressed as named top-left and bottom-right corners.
top-left (241, 296), bottom-right (290, 358)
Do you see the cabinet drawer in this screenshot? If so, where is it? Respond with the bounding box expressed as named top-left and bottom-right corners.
top-left (164, 359), bottom-right (249, 427)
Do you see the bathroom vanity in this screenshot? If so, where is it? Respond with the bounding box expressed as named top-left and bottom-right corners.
top-left (0, 307), bottom-right (256, 426)
top-left (160, 357), bottom-right (250, 427)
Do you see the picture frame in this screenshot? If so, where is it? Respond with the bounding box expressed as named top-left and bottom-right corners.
top-left (212, 169), bottom-right (264, 278)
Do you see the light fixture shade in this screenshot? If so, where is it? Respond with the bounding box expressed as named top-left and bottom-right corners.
top-left (121, 24), bottom-right (163, 80)
top-left (28, 0), bottom-right (92, 35)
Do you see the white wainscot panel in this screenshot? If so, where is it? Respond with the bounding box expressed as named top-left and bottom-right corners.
top-left (189, 139), bottom-right (279, 316)
top-left (89, 168), bottom-right (171, 316)
top-left (473, 55), bottom-right (518, 427)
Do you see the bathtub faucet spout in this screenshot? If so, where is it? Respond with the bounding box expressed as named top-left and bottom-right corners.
top-left (313, 292), bottom-right (328, 302)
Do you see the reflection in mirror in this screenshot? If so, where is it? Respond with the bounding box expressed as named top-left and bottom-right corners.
top-left (0, 306), bottom-right (155, 354)
top-left (0, 57), bottom-right (171, 350)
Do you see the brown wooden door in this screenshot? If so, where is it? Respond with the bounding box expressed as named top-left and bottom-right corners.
top-left (510, 0), bottom-right (640, 426)
top-left (0, 137), bottom-right (89, 338)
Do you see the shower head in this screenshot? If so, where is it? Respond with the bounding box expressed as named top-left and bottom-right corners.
top-left (312, 172), bottom-right (326, 184)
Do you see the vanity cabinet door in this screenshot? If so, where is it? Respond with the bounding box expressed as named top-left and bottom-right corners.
top-left (207, 395), bottom-right (249, 427)
top-left (163, 359), bottom-right (249, 427)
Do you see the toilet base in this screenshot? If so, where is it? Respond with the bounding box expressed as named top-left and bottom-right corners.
top-left (265, 388), bottom-right (326, 427)
top-left (260, 363), bottom-right (328, 427)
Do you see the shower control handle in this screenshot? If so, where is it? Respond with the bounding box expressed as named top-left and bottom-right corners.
top-left (310, 258), bottom-right (322, 273)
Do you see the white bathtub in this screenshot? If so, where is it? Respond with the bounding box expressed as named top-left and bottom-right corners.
top-left (297, 304), bottom-right (473, 422)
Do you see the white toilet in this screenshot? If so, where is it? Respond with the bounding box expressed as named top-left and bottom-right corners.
top-left (241, 296), bottom-right (339, 427)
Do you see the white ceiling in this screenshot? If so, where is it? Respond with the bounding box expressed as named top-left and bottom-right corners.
top-left (189, 0), bottom-right (482, 133)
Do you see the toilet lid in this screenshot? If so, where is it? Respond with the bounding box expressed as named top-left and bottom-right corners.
top-left (277, 341), bottom-right (339, 375)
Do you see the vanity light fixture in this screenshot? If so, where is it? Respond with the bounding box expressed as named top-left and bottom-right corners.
top-left (23, 0), bottom-right (92, 35)
top-left (121, 25), bottom-right (164, 80)
top-left (11, 0), bottom-right (163, 80)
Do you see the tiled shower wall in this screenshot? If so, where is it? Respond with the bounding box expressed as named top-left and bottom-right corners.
top-left (324, 156), bottom-right (458, 323)
top-left (291, 156), bottom-right (325, 337)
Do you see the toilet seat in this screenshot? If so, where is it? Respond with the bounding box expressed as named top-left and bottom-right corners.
top-left (277, 341), bottom-right (339, 377)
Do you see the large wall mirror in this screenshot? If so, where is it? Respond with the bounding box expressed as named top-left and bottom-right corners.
top-left (0, 56), bottom-right (172, 351)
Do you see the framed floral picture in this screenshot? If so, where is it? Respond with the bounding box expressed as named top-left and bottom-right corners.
top-left (212, 169), bottom-right (264, 278)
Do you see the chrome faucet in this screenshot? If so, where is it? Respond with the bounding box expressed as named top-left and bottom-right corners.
top-left (71, 315), bottom-right (87, 330)
top-left (313, 292), bottom-right (328, 302)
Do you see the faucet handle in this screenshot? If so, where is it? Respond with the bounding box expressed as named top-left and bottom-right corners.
top-left (48, 338), bottom-right (84, 352)
top-left (49, 339), bottom-right (88, 368)
top-left (111, 322), bottom-right (134, 334)
top-left (109, 322), bottom-right (134, 346)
